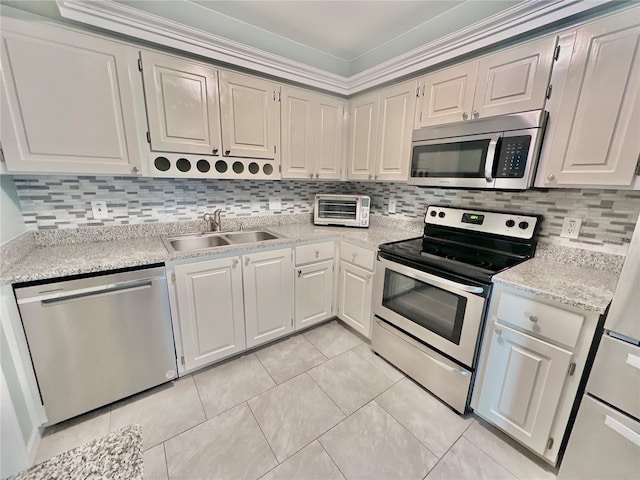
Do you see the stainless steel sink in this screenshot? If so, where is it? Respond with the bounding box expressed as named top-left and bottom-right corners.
top-left (163, 229), bottom-right (281, 253)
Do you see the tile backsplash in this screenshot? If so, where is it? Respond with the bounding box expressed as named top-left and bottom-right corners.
top-left (11, 175), bottom-right (640, 254)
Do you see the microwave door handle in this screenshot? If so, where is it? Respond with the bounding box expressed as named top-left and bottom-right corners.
top-left (484, 134), bottom-right (500, 182)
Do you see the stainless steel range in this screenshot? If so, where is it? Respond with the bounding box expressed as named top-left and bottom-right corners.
top-left (372, 206), bottom-right (540, 413)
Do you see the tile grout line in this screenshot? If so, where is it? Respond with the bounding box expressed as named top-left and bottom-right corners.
top-left (245, 401), bottom-right (280, 470)
top-left (318, 439), bottom-right (349, 480)
top-left (252, 351), bottom-right (280, 386)
top-left (190, 373), bottom-right (208, 421)
top-left (161, 442), bottom-right (169, 480)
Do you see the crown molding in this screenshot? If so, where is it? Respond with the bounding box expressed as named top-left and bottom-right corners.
top-left (56, 0), bottom-right (616, 96)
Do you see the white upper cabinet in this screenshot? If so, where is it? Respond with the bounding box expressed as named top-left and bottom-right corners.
top-left (536, 9), bottom-right (640, 188)
top-left (0, 18), bottom-right (143, 175)
top-left (219, 71), bottom-right (280, 160)
top-left (417, 61), bottom-right (478, 127)
top-left (140, 51), bottom-right (221, 156)
top-left (415, 36), bottom-right (556, 128)
top-left (281, 86), bottom-right (344, 180)
top-left (347, 80), bottom-right (417, 181)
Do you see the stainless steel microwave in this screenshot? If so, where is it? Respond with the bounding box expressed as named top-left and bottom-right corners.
top-left (314, 194), bottom-right (370, 228)
top-left (409, 110), bottom-right (548, 190)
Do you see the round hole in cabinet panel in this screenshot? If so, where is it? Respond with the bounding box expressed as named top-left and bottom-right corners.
top-left (154, 157), bottom-right (171, 172)
top-left (196, 159), bottom-right (211, 173)
top-left (232, 161), bottom-right (244, 174)
top-left (215, 160), bottom-right (228, 173)
top-left (263, 164), bottom-right (274, 175)
top-left (176, 158), bottom-right (191, 172)
top-left (248, 162), bottom-right (259, 174)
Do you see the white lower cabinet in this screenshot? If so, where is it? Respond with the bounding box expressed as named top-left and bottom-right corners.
top-left (243, 248), bottom-right (294, 348)
top-left (338, 259), bottom-right (374, 339)
top-left (294, 260), bottom-right (335, 330)
top-left (472, 285), bottom-right (600, 465)
top-left (173, 256), bottom-right (246, 372)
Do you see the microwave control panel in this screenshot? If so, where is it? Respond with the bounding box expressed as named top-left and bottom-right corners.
top-left (495, 135), bottom-right (531, 178)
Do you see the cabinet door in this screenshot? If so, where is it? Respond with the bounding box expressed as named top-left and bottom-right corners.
top-left (475, 322), bottom-right (572, 455)
top-left (338, 261), bottom-right (373, 339)
top-left (346, 93), bottom-right (378, 180)
top-left (315, 96), bottom-right (344, 180)
top-left (416, 61), bottom-right (477, 127)
top-left (0, 19), bottom-right (142, 175)
top-left (540, 12), bottom-right (640, 187)
top-left (243, 248), bottom-right (294, 348)
top-left (295, 260), bottom-right (335, 330)
top-left (174, 257), bottom-right (245, 372)
top-left (140, 51), bottom-right (221, 156)
top-left (281, 86), bottom-right (314, 179)
top-left (474, 36), bottom-right (557, 119)
top-left (219, 71), bottom-right (280, 159)
top-left (376, 80), bottom-right (417, 181)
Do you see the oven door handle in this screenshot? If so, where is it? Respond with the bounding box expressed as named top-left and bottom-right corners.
top-left (484, 133), bottom-right (501, 183)
top-left (379, 258), bottom-right (485, 294)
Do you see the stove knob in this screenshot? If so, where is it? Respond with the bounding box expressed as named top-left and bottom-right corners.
top-left (430, 211), bottom-right (437, 217)
top-left (505, 219), bottom-right (515, 228)
top-left (519, 221), bottom-right (529, 230)
top-left (438, 211), bottom-right (446, 218)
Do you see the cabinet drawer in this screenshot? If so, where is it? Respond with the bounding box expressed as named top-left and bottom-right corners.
top-left (295, 242), bottom-right (334, 266)
top-left (588, 335), bottom-right (640, 420)
top-left (340, 242), bottom-right (375, 271)
top-left (495, 291), bottom-right (584, 348)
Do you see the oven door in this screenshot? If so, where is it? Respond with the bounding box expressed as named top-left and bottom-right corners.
top-left (373, 257), bottom-right (488, 368)
top-left (409, 133), bottom-right (501, 188)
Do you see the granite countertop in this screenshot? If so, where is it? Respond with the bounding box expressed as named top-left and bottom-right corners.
top-left (9, 425), bottom-right (142, 480)
top-left (493, 254), bottom-right (621, 314)
top-left (1, 220), bottom-right (423, 285)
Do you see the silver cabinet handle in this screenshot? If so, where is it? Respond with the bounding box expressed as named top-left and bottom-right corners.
top-left (473, 110), bottom-right (480, 119)
top-left (462, 112), bottom-right (469, 120)
top-left (232, 259), bottom-right (238, 269)
top-left (315, 250), bottom-right (319, 258)
top-left (297, 270), bottom-right (302, 278)
top-left (315, 173), bottom-right (319, 178)
top-left (131, 166), bottom-right (139, 174)
top-left (374, 175), bottom-right (378, 180)
top-left (244, 257), bottom-right (250, 267)
top-left (309, 173), bottom-right (314, 178)
top-left (366, 274), bottom-right (371, 284)
top-left (368, 175), bottom-right (373, 180)
top-left (495, 328), bottom-right (503, 336)
top-left (547, 174), bottom-right (555, 181)
top-left (529, 315), bottom-right (539, 323)
top-left (224, 149), bottom-right (231, 156)
top-left (213, 148), bottom-right (219, 155)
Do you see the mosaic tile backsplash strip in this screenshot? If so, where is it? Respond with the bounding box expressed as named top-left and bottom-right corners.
top-left (11, 175), bottom-right (640, 252)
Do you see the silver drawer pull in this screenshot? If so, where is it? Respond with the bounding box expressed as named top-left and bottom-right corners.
top-left (495, 328), bottom-right (503, 336)
top-left (604, 415), bottom-right (640, 447)
top-left (626, 353), bottom-right (640, 370)
top-left (529, 315), bottom-right (539, 323)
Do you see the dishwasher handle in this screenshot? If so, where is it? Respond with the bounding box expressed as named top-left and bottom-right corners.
top-left (19, 279), bottom-right (158, 305)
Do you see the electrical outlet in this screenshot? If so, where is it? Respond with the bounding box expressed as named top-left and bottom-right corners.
top-left (388, 199), bottom-right (397, 214)
top-left (91, 201), bottom-right (109, 219)
top-left (560, 217), bottom-right (582, 239)
top-left (269, 197), bottom-right (281, 212)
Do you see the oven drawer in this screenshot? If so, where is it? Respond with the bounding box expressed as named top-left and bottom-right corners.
top-left (341, 242), bottom-right (375, 271)
top-left (371, 317), bottom-right (472, 414)
top-left (295, 242), bottom-right (334, 266)
top-left (588, 334), bottom-right (640, 419)
top-left (495, 291), bottom-right (584, 348)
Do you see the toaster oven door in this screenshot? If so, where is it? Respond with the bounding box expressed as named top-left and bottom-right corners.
top-left (314, 196), bottom-right (360, 226)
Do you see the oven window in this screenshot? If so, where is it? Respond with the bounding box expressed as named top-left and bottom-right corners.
top-left (411, 139), bottom-right (490, 178)
top-left (382, 271), bottom-right (466, 344)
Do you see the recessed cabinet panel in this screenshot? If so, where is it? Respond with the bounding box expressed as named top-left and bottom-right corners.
top-left (141, 51), bottom-right (221, 155)
top-left (219, 71), bottom-right (279, 159)
top-left (281, 87), bottom-right (314, 178)
top-left (338, 261), bottom-right (373, 338)
top-left (315, 98), bottom-right (344, 179)
top-left (540, 13), bottom-right (640, 187)
top-left (417, 62), bottom-right (477, 127)
top-left (474, 36), bottom-right (557, 118)
top-left (376, 81), bottom-right (416, 181)
top-left (475, 322), bottom-right (572, 455)
top-left (243, 249), bottom-right (294, 348)
top-left (0, 19), bottom-right (141, 174)
top-left (295, 260), bottom-right (335, 329)
top-left (347, 94), bottom-right (378, 180)
top-left (174, 257), bottom-right (245, 372)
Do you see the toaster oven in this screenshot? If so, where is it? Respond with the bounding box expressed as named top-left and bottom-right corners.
top-left (314, 194), bottom-right (370, 228)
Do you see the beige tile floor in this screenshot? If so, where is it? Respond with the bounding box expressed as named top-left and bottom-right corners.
top-left (34, 320), bottom-right (558, 480)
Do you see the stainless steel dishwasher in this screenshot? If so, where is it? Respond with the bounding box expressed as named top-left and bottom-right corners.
top-left (15, 266), bottom-right (177, 425)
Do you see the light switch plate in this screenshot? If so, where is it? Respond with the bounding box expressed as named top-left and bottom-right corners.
top-left (560, 217), bottom-right (582, 239)
top-left (388, 199), bottom-right (397, 214)
top-left (269, 197), bottom-right (281, 212)
top-left (91, 201), bottom-right (109, 219)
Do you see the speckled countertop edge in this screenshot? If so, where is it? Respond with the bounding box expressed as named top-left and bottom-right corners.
top-left (9, 425), bottom-right (142, 480)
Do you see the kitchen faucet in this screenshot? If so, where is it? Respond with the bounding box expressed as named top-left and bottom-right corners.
top-left (203, 209), bottom-right (223, 232)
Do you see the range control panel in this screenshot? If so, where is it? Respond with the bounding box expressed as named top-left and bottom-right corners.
top-left (425, 206), bottom-right (538, 239)
top-left (495, 135), bottom-right (531, 178)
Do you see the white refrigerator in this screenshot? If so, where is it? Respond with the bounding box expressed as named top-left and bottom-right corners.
top-left (559, 216), bottom-right (640, 479)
